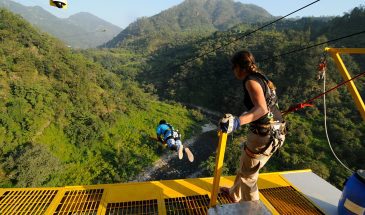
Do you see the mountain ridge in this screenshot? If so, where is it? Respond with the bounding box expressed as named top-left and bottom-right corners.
top-left (105, 0), bottom-right (273, 49)
top-left (0, 0), bottom-right (121, 48)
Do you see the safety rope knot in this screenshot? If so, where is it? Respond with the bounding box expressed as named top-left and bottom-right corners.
top-left (283, 103), bottom-right (314, 115)
top-left (283, 71), bottom-right (365, 116)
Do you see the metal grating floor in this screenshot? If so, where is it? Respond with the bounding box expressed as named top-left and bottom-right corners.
top-left (0, 190), bottom-right (58, 215)
top-left (54, 189), bottom-right (104, 214)
top-left (217, 192), bottom-right (236, 205)
top-left (165, 195), bottom-right (210, 215)
top-left (0, 171), bottom-right (332, 214)
top-left (260, 186), bottom-right (324, 215)
top-left (164, 193), bottom-right (235, 215)
top-left (106, 199), bottom-right (158, 215)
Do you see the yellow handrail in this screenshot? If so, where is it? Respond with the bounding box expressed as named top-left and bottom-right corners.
top-left (209, 131), bottom-right (228, 207)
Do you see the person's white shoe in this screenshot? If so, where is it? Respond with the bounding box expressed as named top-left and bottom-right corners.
top-left (178, 145), bottom-right (183, 159)
top-left (184, 148), bottom-right (194, 162)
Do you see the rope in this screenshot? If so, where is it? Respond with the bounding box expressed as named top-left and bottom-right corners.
top-left (261, 30), bottom-right (365, 62)
top-left (148, 0), bottom-right (321, 82)
top-left (322, 73), bottom-right (354, 173)
top-left (282, 71), bottom-right (365, 115)
top-left (175, 0), bottom-right (320, 69)
top-left (150, 30), bottom-right (365, 85)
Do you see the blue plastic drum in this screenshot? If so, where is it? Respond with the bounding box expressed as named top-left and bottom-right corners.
top-left (338, 169), bottom-right (365, 215)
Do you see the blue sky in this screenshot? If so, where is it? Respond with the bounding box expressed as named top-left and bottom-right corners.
top-left (13, 0), bottom-right (364, 28)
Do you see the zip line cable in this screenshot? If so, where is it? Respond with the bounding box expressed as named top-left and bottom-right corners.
top-left (146, 0), bottom-right (320, 81)
top-left (134, 0), bottom-right (360, 174)
top-left (226, 0), bottom-right (320, 44)
top-left (261, 30), bottom-right (365, 62)
top-left (282, 71), bottom-right (365, 115)
top-left (150, 30), bottom-right (365, 85)
top-left (322, 74), bottom-right (354, 173)
top-left (176, 0), bottom-right (320, 68)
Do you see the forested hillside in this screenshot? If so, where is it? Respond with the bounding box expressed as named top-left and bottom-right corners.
top-left (0, 9), bottom-right (204, 187)
top-left (104, 0), bottom-right (273, 51)
top-left (132, 6), bottom-right (365, 188)
top-left (1, 0), bottom-right (364, 191)
top-left (0, 0), bottom-right (121, 48)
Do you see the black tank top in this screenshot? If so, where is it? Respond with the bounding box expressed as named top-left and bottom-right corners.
top-left (243, 73), bottom-right (283, 125)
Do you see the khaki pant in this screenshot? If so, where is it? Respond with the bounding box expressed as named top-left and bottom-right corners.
top-left (229, 130), bottom-right (285, 202)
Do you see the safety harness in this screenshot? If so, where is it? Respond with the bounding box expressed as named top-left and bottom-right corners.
top-left (246, 72), bottom-right (280, 135)
top-left (244, 73), bottom-right (287, 159)
top-left (163, 123), bottom-right (181, 142)
top-left (244, 121), bottom-right (286, 159)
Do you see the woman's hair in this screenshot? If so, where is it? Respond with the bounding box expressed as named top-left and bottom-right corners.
top-left (231, 50), bottom-right (276, 90)
top-left (231, 50), bottom-right (257, 72)
top-left (159, 119), bottom-right (166, 125)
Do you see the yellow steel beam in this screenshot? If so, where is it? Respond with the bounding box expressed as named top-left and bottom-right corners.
top-left (325, 47), bottom-right (365, 121)
top-left (209, 131), bottom-right (228, 207)
top-left (44, 189), bottom-right (64, 214)
top-left (96, 189), bottom-right (108, 215)
top-left (326, 48), bottom-right (365, 54)
top-left (158, 198), bottom-right (167, 215)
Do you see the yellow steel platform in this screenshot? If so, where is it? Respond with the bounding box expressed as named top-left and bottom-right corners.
top-left (0, 169), bottom-right (331, 215)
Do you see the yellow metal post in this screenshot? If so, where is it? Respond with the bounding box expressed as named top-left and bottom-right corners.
top-left (325, 48), bottom-right (365, 121)
top-left (209, 131), bottom-right (228, 208)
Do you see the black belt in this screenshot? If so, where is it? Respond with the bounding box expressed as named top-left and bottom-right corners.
top-left (164, 136), bottom-right (174, 141)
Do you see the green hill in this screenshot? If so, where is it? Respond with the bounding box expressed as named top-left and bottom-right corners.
top-left (0, 9), bottom-right (204, 187)
top-left (105, 0), bottom-right (273, 51)
top-left (0, 0), bottom-right (121, 48)
top-left (1, 0), bottom-right (364, 190)
top-left (134, 6), bottom-right (365, 188)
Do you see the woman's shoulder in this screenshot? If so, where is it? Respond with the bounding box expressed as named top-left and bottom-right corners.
top-left (244, 72), bottom-right (267, 85)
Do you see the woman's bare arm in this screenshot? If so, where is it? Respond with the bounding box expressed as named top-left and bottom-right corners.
top-left (237, 79), bottom-right (268, 125)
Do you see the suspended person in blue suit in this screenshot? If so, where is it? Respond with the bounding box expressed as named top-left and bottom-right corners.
top-left (156, 120), bottom-right (194, 162)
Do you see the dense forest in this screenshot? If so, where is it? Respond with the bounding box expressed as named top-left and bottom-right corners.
top-left (0, 0), bottom-right (364, 190)
top-left (0, 9), bottom-right (204, 187)
top-left (129, 6), bottom-right (365, 188)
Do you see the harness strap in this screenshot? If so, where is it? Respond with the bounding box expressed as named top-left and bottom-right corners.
top-left (164, 136), bottom-right (174, 141)
top-left (163, 123), bottom-right (181, 141)
top-left (249, 123), bottom-right (271, 136)
top-left (163, 129), bottom-right (170, 136)
top-left (245, 72), bottom-right (280, 125)
top-left (244, 145), bottom-right (263, 159)
top-left (164, 133), bottom-right (181, 141)
top-left (244, 138), bottom-right (282, 159)
top-left (253, 72), bottom-right (278, 111)
top-left (245, 122), bottom-right (286, 158)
